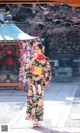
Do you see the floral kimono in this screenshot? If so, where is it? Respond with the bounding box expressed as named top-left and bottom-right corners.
top-left (25, 53), bottom-right (52, 121)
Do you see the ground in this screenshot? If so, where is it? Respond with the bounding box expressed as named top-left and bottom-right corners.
top-left (0, 78), bottom-right (80, 133)
top-left (0, 89), bottom-right (26, 125)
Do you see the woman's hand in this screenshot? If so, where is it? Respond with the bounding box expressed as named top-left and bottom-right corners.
top-left (32, 54), bottom-right (38, 60)
top-left (25, 54), bottom-right (38, 70)
top-left (28, 54), bottom-right (38, 68)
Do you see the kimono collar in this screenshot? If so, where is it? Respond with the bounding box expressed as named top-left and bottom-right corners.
top-left (37, 54), bottom-right (49, 60)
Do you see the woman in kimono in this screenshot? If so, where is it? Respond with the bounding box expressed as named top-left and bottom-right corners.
top-left (25, 43), bottom-right (52, 127)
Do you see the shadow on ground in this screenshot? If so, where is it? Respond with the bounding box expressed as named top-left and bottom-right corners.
top-left (33, 126), bottom-right (69, 133)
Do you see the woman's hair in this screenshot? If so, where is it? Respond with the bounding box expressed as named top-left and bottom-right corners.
top-left (35, 43), bottom-right (45, 52)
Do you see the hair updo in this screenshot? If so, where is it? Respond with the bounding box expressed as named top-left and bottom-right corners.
top-left (34, 43), bottom-right (45, 52)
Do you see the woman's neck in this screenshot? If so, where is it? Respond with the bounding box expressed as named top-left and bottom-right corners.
top-left (37, 52), bottom-right (42, 55)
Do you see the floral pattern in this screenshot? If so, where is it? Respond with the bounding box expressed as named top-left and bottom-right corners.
top-left (25, 55), bottom-right (52, 121)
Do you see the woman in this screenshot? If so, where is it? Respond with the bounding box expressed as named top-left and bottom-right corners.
top-left (25, 43), bottom-right (52, 127)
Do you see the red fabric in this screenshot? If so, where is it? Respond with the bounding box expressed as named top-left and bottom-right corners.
top-left (37, 54), bottom-right (49, 60)
top-left (6, 57), bottom-right (14, 65)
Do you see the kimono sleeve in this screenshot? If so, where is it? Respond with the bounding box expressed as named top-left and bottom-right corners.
top-left (42, 59), bottom-right (52, 87)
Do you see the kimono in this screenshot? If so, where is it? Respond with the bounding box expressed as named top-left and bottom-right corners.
top-left (25, 53), bottom-right (52, 121)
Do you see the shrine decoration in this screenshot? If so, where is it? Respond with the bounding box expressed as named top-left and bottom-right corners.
top-left (0, 14), bottom-right (41, 90)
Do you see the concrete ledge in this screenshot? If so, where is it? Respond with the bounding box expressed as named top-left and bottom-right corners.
top-left (54, 77), bottom-right (72, 83)
top-left (71, 114), bottom-right (80, 120)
